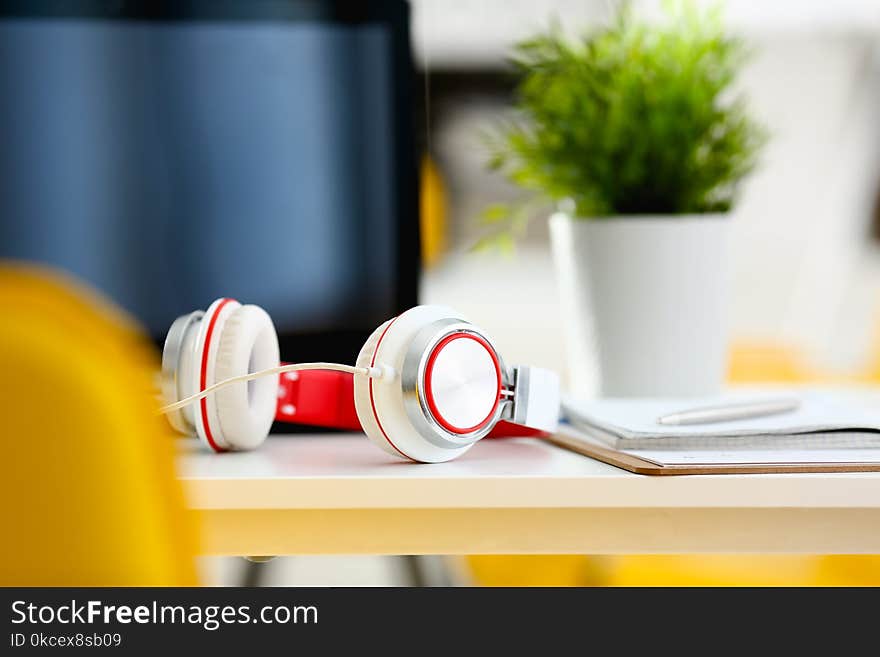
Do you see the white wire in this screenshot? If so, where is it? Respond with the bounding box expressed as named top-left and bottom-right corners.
top-left (158, 362), bottom-right (376, 415)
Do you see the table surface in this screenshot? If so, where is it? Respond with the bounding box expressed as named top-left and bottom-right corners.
top-left (180, 434), bottom-right (880, 509)
top-left (179, 434), bottom-right (880, 556)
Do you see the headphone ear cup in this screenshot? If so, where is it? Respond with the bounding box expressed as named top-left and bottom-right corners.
top-left (212, 305), bottom-right (280, 450)
top-left (161, 310), bottom-right (203, 436)
top-left (353, 319), bottom-right (400, 458)
top-left (353, 305), bottom-right (480, 463)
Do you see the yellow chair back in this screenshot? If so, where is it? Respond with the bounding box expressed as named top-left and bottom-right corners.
top-left (0, 264), bottom-right (197, 585)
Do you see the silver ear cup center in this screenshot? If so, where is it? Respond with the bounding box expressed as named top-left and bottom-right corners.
top-left (425, 335), bottom-right (500, 432)
top-left (161, 310), bottom-right (204, 434)
top-left (400, 319), bottom-right (512, 450)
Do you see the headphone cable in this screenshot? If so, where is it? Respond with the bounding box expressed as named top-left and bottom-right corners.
top-left (158, 362), bottom-right (387, 415)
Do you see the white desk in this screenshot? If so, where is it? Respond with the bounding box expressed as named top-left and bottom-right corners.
top-left (179, 434), bottom-right (880, 556)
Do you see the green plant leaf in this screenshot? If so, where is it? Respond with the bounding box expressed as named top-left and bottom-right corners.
top-left (481, 0), bottom-right (768, 231)
top-left (480, 203), bottom-right (511, 224)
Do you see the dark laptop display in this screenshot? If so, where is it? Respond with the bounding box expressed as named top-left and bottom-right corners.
top-left (0, 0), bottom-right (419, 363)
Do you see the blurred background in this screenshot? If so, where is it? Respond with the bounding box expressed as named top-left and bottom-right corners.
top-left (416, 0), bottom-right (880, 384)
top-left (3, 0), bottom-right (880, 586)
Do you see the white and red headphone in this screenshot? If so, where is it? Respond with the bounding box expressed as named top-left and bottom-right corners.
top-left (160, 298), bottom-right (559, 463)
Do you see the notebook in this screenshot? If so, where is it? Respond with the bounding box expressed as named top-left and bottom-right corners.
top-left (546, 423), bottom-right (880, 475)
top-left (561, 389), bottom-right (880, 450)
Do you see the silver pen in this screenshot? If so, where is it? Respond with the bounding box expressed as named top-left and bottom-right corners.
top-left (656, 398), bottom-right (801, 426)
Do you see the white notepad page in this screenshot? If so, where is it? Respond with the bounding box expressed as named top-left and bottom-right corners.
top-left (562, 388), bottom-right (880, 449)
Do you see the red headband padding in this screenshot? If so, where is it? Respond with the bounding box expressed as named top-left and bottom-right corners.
top-left (275, 366), bottom-right (362, 430)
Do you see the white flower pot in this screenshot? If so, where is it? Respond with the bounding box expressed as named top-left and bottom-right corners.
top-left (549, 212), bottom-right (729, 398)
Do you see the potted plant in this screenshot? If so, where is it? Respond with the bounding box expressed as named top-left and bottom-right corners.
top-left (482, 3), bottom-right (766, 397)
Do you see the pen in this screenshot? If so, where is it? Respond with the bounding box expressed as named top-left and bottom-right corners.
top-left (656, 398), bottom-right (801, 426)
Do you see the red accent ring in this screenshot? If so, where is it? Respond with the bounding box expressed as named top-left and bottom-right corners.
top-left (367, 316), bottom-right (415, 461)
top-left (199, 298), bottom-right (236, 453)
top-left (423, 332), bottom-right (501, 435)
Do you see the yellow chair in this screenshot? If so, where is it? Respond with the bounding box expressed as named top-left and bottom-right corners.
top-left (0, 264), bottom-right (197, 585)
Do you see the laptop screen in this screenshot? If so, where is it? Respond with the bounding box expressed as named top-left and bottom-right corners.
top-left (0, 2), bottom-right (417, 357)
